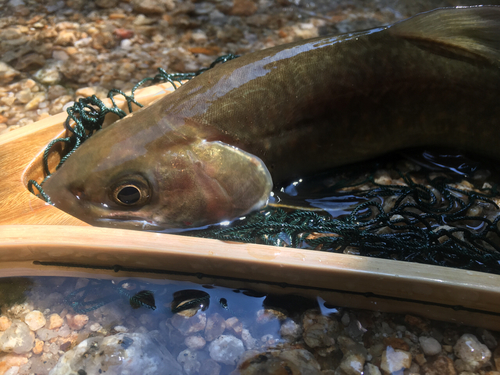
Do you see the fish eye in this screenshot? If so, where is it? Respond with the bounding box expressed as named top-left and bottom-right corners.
top-left (111, 176), bottom-right (150, 206)
top-left (116, 185), bottom-right (141, 205)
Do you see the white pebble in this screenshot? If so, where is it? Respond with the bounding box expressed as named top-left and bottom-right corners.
top-left (419, 336), bottom-right (441, 356)
top-left (454, 333), bottom-right (491, 372)
top-left (24, 311), bottom-right (46, 331)
top-left (184, 335), bottom-right (206, 350)
top-left (241, 328), bottom-right (257, 350)
top-left (380, 347), bottom-right (412, 374)
top-left (113, 325), bottom-right (128, 333)
top-left (121, 39), bottom-right (133, 50)
top-left (208, 335), bottom-right (245, 365)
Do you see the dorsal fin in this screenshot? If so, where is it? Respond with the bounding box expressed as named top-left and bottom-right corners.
top-left (389, 6), bottom-right (500, 65)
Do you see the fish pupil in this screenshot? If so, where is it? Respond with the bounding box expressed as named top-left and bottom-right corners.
top-left (117, 186), bottom-right (141, 205)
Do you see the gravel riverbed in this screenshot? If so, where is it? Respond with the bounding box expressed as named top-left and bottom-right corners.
top-left (2, 0), bottom-right (498, 133)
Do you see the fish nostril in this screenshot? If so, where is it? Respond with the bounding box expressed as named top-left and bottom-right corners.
top-left (69, 186), bottom-right (85, 201)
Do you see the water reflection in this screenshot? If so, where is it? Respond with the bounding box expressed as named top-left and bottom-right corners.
top-left (0, 275), bottom-right (496, 374)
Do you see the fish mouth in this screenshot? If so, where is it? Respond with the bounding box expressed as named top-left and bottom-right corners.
top-left (94, 217), bottom-right (162, 231)
top-left (86, 206), bottom-right (165, 231)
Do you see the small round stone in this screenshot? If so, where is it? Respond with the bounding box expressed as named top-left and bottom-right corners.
top-left (48, 314), bottom-right (63, 330)
top-left (32, 339), bottom-right (44, 355)
top-left (208, 335), bottom-right (245, 365)
top-left (24, 311), bottom-right (46, 331)
top-left (419, 336), bottom-right (442, 356)
top-left (380, 347), bottom-right (412, 374)
top-left (66, 314), bottom-right (89, 330)
top-left (0, 316), bottom-right (12, 331)
top-left (184, 335), bottom-right (206, 350)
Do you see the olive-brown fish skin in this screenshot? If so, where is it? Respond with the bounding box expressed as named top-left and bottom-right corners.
top-left (43, 6), bottom-right (500, 230)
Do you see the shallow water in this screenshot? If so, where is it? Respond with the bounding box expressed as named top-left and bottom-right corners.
top-left (0, 274), bottom-right (498, 375)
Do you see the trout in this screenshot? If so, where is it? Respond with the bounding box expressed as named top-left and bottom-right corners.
top-left (43, 6), bottom-right (500, 230)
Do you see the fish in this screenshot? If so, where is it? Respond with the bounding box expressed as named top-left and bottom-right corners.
top-left (43, 6), bottom-right (500, 230)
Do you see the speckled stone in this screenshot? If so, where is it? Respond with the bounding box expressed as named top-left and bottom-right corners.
top-left (65, 314), bottom-right (88, 330)
top-left (0, 321), bottom-right (34, 354)
top-left (302, 310), bottom-right (337, 348)
top-left (421, 355), bottom-right (457, 375)
top-left (280, 319), bottom-right (303, 342)
top-left (184, 335), bottom-right (206, 350)
top-left (454, 334), bottom-right (491, 372)
top-left (49, 333), bottom-right (181, 375)
top-left (177, 348), bottom-right (200, 375)
top-left (24, 310), bottom-right (46, 331)
top-left (208, 335), bottom-right (245, 366)
top-left (48, 314), bottom-right (63, 330)
top-left (236, 348), bottom-right (322, 374)
top-left (380, 347), bottom-right (412, 374)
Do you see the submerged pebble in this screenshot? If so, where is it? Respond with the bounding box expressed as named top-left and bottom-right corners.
top-left (24, 311), bottom-right (46, 331)
top-left (0, 321), bottom-right (34, 354)
top-left (208, 335), bottom-right (245, 365)
top-left (49, 333), bottom-right (182, 375)
top-left (454, 333), bottom-right (492, 372)
top-left (0, 276), bottom-right (494, 374)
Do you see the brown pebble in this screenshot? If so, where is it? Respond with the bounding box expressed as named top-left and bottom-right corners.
top-left (383, 337), bottom-right (410, 351)
top-left (48, 314), bottom-right (63, 330)
top-left (231, 0), bottom-right (258, 16)
top-left (421, 355), bottom-right (457, 375)
top-left (188, 47), bottom-right (221, 56)
top-left (0, 316), bottom-right (11, 331)
top-left (109, 13), bottom-right (127, 19)
top-left (404, 315), bottom-right (428, 331)
top-left (66, 314), bottom-right (89, 330)
top-left (59, 341), bottom-right (72, 352)
top-left (15, 53), bottom-right (46, 71)
top-left (32, 339), bottom-right (44, 355)
top-left (114, 28), bottom-right (134, 39)
top-left (225, 317), bottom-right (243, 336)
top-left (0, 353), bottom-right (29, 370)
top-left (414, 352), bottom-right (427, 366)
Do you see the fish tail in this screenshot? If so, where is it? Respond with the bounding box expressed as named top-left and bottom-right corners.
top-left (389, 5), bottom-right (500, 65)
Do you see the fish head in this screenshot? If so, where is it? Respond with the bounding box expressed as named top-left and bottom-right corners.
top-left (42, 131), bottom-right (273, 230)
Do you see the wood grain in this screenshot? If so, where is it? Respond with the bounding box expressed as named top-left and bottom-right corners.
top-left (0, 83), bottom-right (178, 226)
top-left (0, 83), bottom-right (499, 330)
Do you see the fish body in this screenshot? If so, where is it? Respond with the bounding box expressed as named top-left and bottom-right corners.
top-left (43, 6), bottom-right (500, 230)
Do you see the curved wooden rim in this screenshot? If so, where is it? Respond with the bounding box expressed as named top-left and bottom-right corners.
top-left (0, 225), bottom-right (499, 308)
